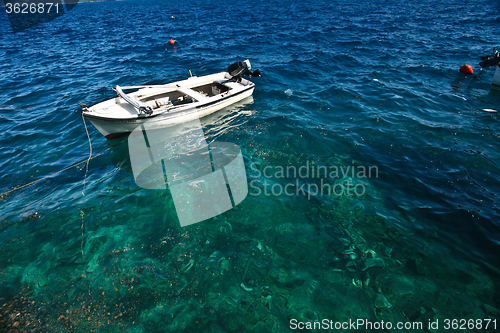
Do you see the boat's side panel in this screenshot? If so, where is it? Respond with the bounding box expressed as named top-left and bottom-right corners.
top-left (85, 117), bottom-right (141, 138)
top-left (189, 87), bottom-right (254, 120)
top-left (87, 72), bottom-right (229, 121)
top-left (86, 87), bottom-right (255, 139)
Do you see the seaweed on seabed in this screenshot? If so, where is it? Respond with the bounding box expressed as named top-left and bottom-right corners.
top-left (0, 285), bottom-right (119, 332)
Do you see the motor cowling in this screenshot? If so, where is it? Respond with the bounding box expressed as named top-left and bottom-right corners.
top-left (228, 61), bottom-right (248, 77)
top-left (228, 60), bottom-right (262, 80)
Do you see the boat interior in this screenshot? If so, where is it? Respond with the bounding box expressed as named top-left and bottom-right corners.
top-left (191, 82), bottom-right (230, 97)
top-left (137, 82), bottom-right (232, 111)
top-left (140, 90), bottom-right (193, 110)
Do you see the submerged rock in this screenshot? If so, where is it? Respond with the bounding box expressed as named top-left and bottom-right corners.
top-left (180, 259), bottom-right (194, 273)
top-left (269, 267), bottom-right (289, 284)
top-left (344, 251), bottom-right (358, 261)
top-left (218, 221), bottom-right (232, 234)
top-left (360, 258), bottom-right (385, 271)
top-left (363, 249), bottom-right (377, 259)
top-left (374, 294), bottom-right (392, 309)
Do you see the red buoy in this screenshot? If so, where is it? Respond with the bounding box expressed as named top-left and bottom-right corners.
top-left (460, 64), bottom-right (473, 75)
top-left (169, 39), bottom-right (175, 45)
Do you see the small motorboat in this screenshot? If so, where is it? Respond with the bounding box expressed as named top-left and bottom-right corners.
top-left (80, 60), bottom-right (261, 139)
top-left (479, 48), bottom-right (500, 87)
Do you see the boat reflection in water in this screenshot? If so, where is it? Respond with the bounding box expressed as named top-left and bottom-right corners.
top-left (103, 96), bottom-right (255, 227)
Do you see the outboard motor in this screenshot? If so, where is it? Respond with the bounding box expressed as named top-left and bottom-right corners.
top-left (228, 60), bottom-right (261, 81)
top-left (479, 47), bottom-right (500, 68)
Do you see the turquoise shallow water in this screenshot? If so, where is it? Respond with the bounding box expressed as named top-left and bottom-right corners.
top-left (1, 0), bottom-right (500, 331)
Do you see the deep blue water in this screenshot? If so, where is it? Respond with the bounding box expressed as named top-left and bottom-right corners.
top-left (1, 0), bottom-right (500, 331)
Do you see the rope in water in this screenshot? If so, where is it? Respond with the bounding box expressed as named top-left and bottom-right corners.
top-left (81, 112), bottom-right (92, 196)
top-left (0, 114), bottom-right (105, 199)
top-left (80, 112), bottom-right (91, 295)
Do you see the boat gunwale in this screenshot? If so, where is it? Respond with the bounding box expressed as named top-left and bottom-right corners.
top-left (83, 85), bottom-right (254, 122)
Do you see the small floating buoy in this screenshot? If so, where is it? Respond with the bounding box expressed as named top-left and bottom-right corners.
top-left (171, 16), bottom-right (175, 19)
top-left (460, 64), bottom-right (473, 75)
top-left (169, 39), bottom-right (175, 45)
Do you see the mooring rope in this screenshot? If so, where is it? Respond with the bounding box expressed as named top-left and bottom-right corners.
top-left (81, 112), bottom-right (92, 196)
top-left (0, 115), bottom-right (105, 199)
top-left (0, 152), bottom-right (106, 199)
top-left (80, 112), bottom-right (92, 297)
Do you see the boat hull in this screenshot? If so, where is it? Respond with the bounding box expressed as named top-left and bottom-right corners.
top-left (85, 87), bottom-right (254, 139)
top-left (493, 66), bottom-right (500, 87)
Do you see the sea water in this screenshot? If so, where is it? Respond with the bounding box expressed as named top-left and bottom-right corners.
top-left (0, 0), bottom-right (499, 331)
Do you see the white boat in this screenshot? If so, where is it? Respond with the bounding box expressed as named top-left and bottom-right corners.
top-left (80, 60), bottom-right (261, 139)
top-left (479, 48), bottom-right (500, 87)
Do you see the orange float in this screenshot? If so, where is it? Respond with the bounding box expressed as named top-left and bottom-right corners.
top-left (460, 64), bottom-right (473, 75)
